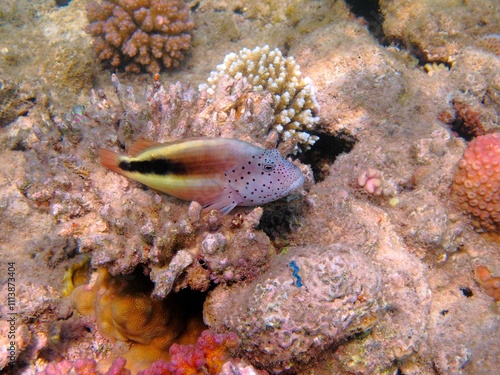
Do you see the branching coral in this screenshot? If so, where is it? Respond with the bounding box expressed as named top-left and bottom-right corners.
top-left (85, 0), bottom-right (194, 73)
top-left (200, 45), bottom-right (320, 153)
top-left (451, 133), bottom-right (500, 232)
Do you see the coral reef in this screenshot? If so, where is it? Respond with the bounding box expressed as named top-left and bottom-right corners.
top-left (204, 244), bottom-right (381, 373)
top-left (476, 265), bottom-right (500, 301)
top-left (85, 0), bottom-right (194, 73)
top-left (380, 0), bottom-right (500, 61)
top-left (451, 133), bottom-right (500, 232)
top-left (3, 0), bottom-right (500, 374)
top-left (200, 45), bottom-right (320, 154)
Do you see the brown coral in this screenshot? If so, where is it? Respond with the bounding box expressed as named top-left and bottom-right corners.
top-left (451, 133), bottom-right (500, 232)
top-left (476, 265), bottom-right (500, 301)
top-left (86, 0), bottom-right (194, 73)
top-left (476, 34), bottom-right (500, 57)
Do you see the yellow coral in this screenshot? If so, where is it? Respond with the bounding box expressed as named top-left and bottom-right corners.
top-left (61, 255), bottom-right (91, 297)
top-left (71, 268), bottom-right (204, 372)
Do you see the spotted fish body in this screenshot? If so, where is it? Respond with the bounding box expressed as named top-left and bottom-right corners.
top-left (99, 137), bottom-right (304, 214)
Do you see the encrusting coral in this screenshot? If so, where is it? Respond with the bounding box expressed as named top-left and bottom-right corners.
top-left (85, 0), bottom-right (194, 73)
top-left (200, 45), bottom-right (320, 154)
top-left (204, 243), bottom-right (381, 373)
top-left (475, 34), bottom-right (500, 57)
top-left (451, 133), bottom-right (500, 233)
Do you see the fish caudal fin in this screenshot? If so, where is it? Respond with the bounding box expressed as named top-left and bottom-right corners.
top-left (99, 149), bottom-right (123, 174)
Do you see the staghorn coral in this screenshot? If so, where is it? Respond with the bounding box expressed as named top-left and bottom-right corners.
top-left (476, 265), bottom-right (500, 301)
top-left (200, 45), bottom-right (320, 154)
top-left (451, 133), bottom-right (500, 233)
top-left (204, 243), bottom-right (381, 373)
top-left (85, 0), bottom-right (194, 73)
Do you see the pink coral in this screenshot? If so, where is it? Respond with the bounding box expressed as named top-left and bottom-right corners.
top-left (137, 330), bottom-right (239, 375)
top-left (358, 168), bottom-right (383, 195)
top-left (451, 133), bottom-right (500, 232)
top-left (86, 0), bottom-right (194, 73)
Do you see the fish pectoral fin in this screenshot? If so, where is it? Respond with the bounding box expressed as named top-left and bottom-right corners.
top-left (202, 188), bottom-right (244, 215)
top-left (129, 139), bottom-right (162, 157)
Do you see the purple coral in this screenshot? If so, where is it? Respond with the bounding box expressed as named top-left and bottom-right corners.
top-left (86, 0), bottom-right (194, 73)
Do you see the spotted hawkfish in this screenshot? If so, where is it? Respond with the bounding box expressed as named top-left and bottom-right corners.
top-left (99, 137), bottom-right (304, 215)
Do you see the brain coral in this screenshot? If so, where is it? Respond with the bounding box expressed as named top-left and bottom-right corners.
top-left (86, 0), bottom-right (194, 73)
top-left (451, 133), bottom-right (500, 232)
top-left (204, 244), bottom-right (381, 373)
top-left (201, 45), bottom-right (320, 153)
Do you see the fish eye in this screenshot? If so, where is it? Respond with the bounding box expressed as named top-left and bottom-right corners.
top-left (263, 163), bottom-right (274, 171)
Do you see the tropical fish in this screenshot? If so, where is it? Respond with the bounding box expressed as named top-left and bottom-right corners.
top-left (99, 137), bottom-right (304, 214)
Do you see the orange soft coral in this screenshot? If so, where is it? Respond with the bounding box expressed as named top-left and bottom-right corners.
top-left (476, 265), bottom-right (500, 301)
top-left (71, 268), bottom-right (190, 372)
top-left (86, 0), bottom-right (194, 73)
top-left (451, 133), bottom-right (500, 232)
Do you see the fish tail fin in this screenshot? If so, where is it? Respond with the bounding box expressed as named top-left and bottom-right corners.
top-left (99, 148), bottom-right (123, 174)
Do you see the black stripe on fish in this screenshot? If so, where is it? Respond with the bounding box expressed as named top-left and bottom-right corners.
top-left (119, 158), bottom-right (188, 175)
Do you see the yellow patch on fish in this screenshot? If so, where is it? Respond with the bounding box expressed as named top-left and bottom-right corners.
top-left (100, 138), bottom-right (304, 214)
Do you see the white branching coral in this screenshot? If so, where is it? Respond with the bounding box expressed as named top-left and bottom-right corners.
top-left (201, 45), bottom-right (320, 153)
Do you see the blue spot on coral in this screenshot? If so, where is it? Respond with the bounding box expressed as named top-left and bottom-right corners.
top-left (289, 260), bottom-right (303, 287)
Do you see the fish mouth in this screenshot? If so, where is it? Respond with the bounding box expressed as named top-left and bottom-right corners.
top-left (285, 174), bottom-right (305, 194)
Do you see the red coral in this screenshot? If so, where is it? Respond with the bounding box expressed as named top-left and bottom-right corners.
top-left (86, 0), bottom-right (194, 73)
top-left (451, 101), bottom-right (486, 140)
top-left (451, 133), bottom-right (500, 232)
top-left (137, 330), bottom-right (239, 375)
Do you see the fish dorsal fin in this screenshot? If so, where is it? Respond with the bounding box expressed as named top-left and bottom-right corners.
top-left (129, 139), bottom-right (162, 157)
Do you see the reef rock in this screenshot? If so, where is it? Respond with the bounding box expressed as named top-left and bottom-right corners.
top-left (204, 243), bottom-right (382, 373)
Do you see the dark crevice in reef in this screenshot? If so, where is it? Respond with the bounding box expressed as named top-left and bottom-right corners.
top-left (55, 0), bottom-right (72, 7)
top-left (258, 200), bottom-right (304, 248)
top-left (298, 133), bottom-right (356, 183)
top-left (258, 134), bottom-right (355, 248)
top-left (344, 0), bottom-right (386, 43)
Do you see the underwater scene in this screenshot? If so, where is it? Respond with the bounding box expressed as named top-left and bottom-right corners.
top-left (0, 0), bottom-right (499, 374)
